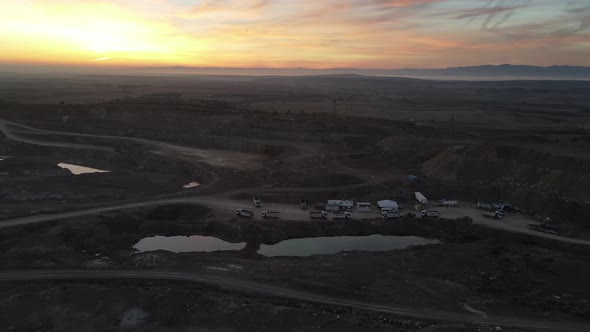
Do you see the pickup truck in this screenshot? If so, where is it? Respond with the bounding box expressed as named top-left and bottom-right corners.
top-left (382, 211), bottom-right (400, 220)
top-left (261, 211), bottom-right (280, 219)
top-left (482, 211), bottom-right (503, 220)
top-left (300, 199), bottom-right (308, 210)
top-left (528, 223), bottom-right (559, 234)
top-left (333, 212), bottom-right (351, 220)
top-left (235, 209), bottom-right (254, 219)
top-left (421, 210), bottom-right (440, 218)
top-left (253, 197), bottom-right (262, 208)
top-left (309, 211), bottom-right (328, 220)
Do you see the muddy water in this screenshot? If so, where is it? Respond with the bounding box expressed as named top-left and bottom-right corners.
top-left (134, 234), bottom-right (437, 256)
top-left (57, 163), bottom-right (110, 175)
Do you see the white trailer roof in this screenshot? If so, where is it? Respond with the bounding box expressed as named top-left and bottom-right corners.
top-left (340, 200), bottom-right (354, 207)
top-left (377, 200), bottom-right (398, 209)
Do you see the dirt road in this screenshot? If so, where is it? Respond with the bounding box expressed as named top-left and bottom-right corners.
top-left (436, 206), bottom-right (590, 245)
top-left (0, 269), bottom-right (587, 331)
top-left (3, 118), bottom-right (590, 246)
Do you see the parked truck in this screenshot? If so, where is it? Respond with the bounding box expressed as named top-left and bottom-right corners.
top-left (528, 223), bottom-right (559, 234)
top-left (235, 209), bottom-right (254, 219)
top-left (309, 211), bottom-right (329, 220)
top-left (300, 199), bottom-right (308, 210)
top-left (262, 211), bottom-right (280, 219)
top-left (421, 210), bottom-right (440, 218)
top-left (482, 211), bottom-right (503, 219)
top-left (333, 212), bottom-right (351, 220)
top-left (253, 196), bottom-right (263, 208)
top-left (382, 211), bottom-right (400, 220)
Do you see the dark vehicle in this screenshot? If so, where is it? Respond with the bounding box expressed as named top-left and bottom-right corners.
top-left (300, 199), bottom-right (308, 210)
top-left (529, 223), bottom-right (559, 234)
top-left (235, 209), bottom-right (254, 219)
top-left (421, 210), bottom-right (440, 218)
top-left (482, 211), bottom-right (503, 220)
top-left (253, 196), bottom-right (262, 208)
top-left (333, 212), bottom-right (351, 220)
top-left (262, 211), bottom-right (280, 219)
top-left (309, 211), bottom-right (328, 220)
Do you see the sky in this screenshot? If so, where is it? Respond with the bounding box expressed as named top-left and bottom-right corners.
top-left (0, 0), bottom-right (589, 69)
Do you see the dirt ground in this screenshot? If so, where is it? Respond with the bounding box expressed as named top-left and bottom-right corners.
top-left (1, 74), bottom-right (590, 331)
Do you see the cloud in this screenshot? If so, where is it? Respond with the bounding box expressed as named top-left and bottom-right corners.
top-left (453, 0), bottom-right (531, 31)
top-left (0, 0), bottom-right (588, 68)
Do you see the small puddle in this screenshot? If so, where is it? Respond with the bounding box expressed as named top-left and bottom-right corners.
top-left (134, 234), bottom-right (437, 256)
top-left (183, 181), bottom-right (200, 189)
top-left (58, 163), bottom-right (110, 175)
top-left (134, 235), bottom-right (246, 253)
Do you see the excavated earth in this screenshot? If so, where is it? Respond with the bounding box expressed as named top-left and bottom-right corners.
top-left (1, 93), bottom-right (590, 331)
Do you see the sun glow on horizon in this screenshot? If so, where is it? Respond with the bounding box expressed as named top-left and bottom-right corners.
top-left (0, 1), bottom-right (211, 67)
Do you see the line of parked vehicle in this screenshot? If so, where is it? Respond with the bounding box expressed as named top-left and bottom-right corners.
top-left (236, 196), bottom-right (440, 221)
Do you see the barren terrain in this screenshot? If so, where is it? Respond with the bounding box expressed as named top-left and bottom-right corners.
top-left (1, 74), bottom-right (590, 331)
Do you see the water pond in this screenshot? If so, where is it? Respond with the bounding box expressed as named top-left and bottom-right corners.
top-left (134, 234), bottom-right (438, 256)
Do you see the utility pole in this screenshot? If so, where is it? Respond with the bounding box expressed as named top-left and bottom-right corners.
top-left (449, 113), bottom-right (455, 136)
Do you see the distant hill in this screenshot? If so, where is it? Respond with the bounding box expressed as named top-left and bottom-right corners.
top-left (135, 64), bottom-right (590, 80)
top-left (390, 65), bottom-right (590, 79)
top-left (1, 64), bottom-right (589, 80)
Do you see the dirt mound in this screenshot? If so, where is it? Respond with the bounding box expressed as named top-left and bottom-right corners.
top-left (422, 144), bottom-right (590, 226)
top-left (375, 135), bottom-right (448, 166)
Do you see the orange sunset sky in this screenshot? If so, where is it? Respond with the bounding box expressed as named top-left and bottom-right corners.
top-left (1, 0), bottom-right (589, 69)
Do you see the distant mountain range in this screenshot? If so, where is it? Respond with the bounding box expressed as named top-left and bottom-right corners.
top-left (1, 64), bottom-right (589, 80)
top-left (136, 64), bottom-right (590, 80)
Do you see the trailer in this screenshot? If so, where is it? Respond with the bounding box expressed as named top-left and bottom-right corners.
top-left (326, 200), bottom-right (342, 212)
top-left (477, 202), bottom-right (508, 212)
top-left (476, 202), bottom-right (492, 210)
top-left (377, 200), bottom-right (398, 212)
top-left (482, 211), bottom-right (503, 219)
top-left (421, 210), bottom-right (440, 218)
top-left (253, 196), bottom-right (263, 208)
top-left (262, 211), bottom-right (280, 219)
top-left (309, 211), bottom-right (329, 220)
top-left (300, 199), bottom-right (308, 210)
top-left (333, 212), bottom-right (351, 220)
top-left (235, 209), bottom-right (254, 219)
top-left (382, 211), bottom-right (400, 220)
top-left (340, 200), bottom-right (354, 211)
top-left (414, 192), bottom-right (428, 205)
top-left (326, 200), bottom-right (353, 212)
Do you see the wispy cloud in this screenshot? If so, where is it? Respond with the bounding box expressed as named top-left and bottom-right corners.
top-left (0, 0), bottom-right (588, 68)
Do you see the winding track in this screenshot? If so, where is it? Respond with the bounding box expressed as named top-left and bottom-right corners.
top-left (0, 269), bottom-right (588, 331)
